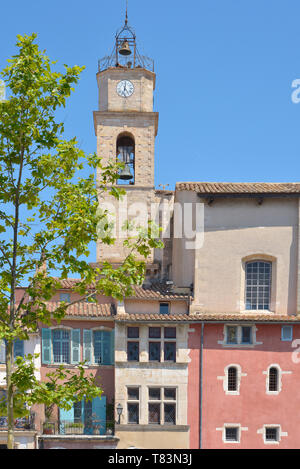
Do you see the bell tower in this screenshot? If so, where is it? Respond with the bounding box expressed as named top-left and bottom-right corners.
top-left (94, 12), bottom-right (159, 264)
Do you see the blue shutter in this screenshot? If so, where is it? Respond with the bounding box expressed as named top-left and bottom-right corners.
top-left (14, 339), bottom-right (24, 359)
top-left (102, 331), bottom-right (113, 365)
top-left (92, 396), bottom-right (106, 435)
top-left (0, 340), bottom-right (5, 364)
top-left (71, 329), bottom-right (80, 364)
top-left (42, 329), bottom-right (51, 364)
top-left (83, 330), bottom-right (92, 365)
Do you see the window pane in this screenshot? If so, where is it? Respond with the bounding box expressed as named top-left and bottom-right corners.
top-left (159, 303), bottom-right (169, 314)
top-left (241, 327), bottom-right (252, 344)
top-left (282, 326), bottom-right (293, 341)
top-left (164, 388), bottom-right (176, 400)
top-left (225, 427), bottom-right (238, 442)
top-left (128, 387), bottom-right (139, 400)
top-left (149, 342), bottom-right (161, 361)
top-left (149, 403), bottom-right (160, 424)
top-left (226, 326), bottom-right (237, 344)
top-left (246, 261), bottom-right (271, 310)
top-left (53, 329), bottom-right (70, 363)
top-left (127, 342), bottom-right (139, 361)
top-left (164, 328), bottom-right (176, 339)
top-left (228, 367), bottom-right (237, 391)
top-left (149, 327), bottom-right (161, 339)
top-left (128, 404), bottom-right (139, 424)
top-left (149, 388), bottom-right (161, 400)
top-left (127, 327), bottom-right (139, 338)
top-left (164, 404), bottom-right (176, 425)
top-left (60, 293), bottom-right (70, 303)
top-left (269, 368), bottom-right (278, 392)
top-left (164, 342), bottom-right (176, 362)
top-left (265, 427), bottom-right (278, 441)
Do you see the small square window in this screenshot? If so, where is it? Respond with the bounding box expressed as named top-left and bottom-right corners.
top-left (164, 327), bottom-right (176, 339)
top-left (149, 388), bottom-right (161, 400)
top-left (265, 427), bottom-right (279, 442)
top-left (60, 293), bottom-right (70, 303)
top-left (225, 427), bottom-right (239, 442)
top-left (164, 388), bottom-right (176, 400)
top-left (149, 327), bottom-right (161, 339)
top-left (128, 387), bottom-right (139, 400)
top-left (127, 327), bottom-right (139, 339)
top-left (159, 303), bottom-right (169, 314)
top-left (281, 326), bottom-right (293, 341)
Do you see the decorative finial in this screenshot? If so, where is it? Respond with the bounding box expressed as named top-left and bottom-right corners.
top-left (125, 0), bottom-right (128, 25)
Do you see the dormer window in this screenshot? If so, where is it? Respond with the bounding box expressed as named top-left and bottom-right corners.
top-left (159, 303), bottom-right (169, 315)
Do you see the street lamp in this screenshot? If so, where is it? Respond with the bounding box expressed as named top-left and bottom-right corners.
top-left (116, 403), bottom-right (123, 424)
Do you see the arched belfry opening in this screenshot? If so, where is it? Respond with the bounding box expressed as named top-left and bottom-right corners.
top-left (116, 133), bottom-right (135, 185)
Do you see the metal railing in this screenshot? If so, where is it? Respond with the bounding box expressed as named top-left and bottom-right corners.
top-left (42, 418), bottom-right (115, 436)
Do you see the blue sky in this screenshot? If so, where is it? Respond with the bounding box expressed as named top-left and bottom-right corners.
top-left (1, 0), bottom-right (300, 277)
top-left (1, 0), bottom-right (300, 188)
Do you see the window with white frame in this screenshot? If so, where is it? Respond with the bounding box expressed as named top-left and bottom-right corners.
top-left (281, 325), bottom-right (293, 341)
top-left (265, 426), bottom-right (279, 443)
top-left (227, 366), bottom-right (238, 392)
top-left (245, 261), bottom-right (271, 310)
top-left (268, 367), bottom-right (279, 392)
top-left (225, 426), bottom-right (240, 443)
top-left (148, 327), bottom-right (176, 362)
top-left (148, 387), bottom-right (176, 425)
top-left (52, 329), bottom-right (70, 363)
top-left (225, 325), bottom-right (253, 345)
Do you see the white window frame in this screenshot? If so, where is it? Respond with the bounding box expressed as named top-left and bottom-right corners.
top-left (218, 364), bottom-right (247, 395)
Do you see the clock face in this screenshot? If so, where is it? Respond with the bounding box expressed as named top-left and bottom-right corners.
top-left (117, 80), bottom-right (134, 98)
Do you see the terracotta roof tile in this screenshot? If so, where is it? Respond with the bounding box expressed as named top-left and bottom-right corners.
top-left (129, 284), bottom-right (190, 300)
top-left (116, 312), bottom-right (300, 323)
top-left (46, 301), bottom-right (115, 318)
top-left (176, 182), bottom-right (300, 194)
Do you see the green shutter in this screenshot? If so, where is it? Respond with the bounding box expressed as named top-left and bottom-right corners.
top-left (71, 329), bottom-right (81, 364)
top-left (0, 340), bottom-right (5, 364)
top-left (42, 329), bottom-right (51, 364)
top-left (102, 332), bottom-right (111, 365)
top-left (14, 339), bottom-right (24, 359)
top-left (83, 330), bottom-right (92, 365)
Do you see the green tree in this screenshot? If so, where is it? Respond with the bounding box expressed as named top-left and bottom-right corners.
top-left (0, 33), bottom-right (162, 449)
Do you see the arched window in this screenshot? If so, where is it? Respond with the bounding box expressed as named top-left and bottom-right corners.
top-left (116, 134), bottom-right (135, 185)
top-left (227, 366), bottom-right (238, 391)
top-left (245, 261), bottom-right (271, 310)
top-left (268, 367), bottom-right (279, 392)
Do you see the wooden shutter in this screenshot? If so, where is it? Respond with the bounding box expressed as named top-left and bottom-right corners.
top-left (102, 331), bottom-right (112, 365)
top-left (71, 329), bottom-right (80, 364)
top-left (83, 330), bottom-right (92, 365)
top-left (42, 329), bottom-right (51, 364)
top-left (92, 396), bottom-right (106, 435)
top-left (14, 339), bottom-right (24, 359)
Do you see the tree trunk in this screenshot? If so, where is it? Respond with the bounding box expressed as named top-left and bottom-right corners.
top-left (6, 341), bottom-right (14, 449)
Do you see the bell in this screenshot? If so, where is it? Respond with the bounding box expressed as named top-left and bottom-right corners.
top-left (119, 163), bottom-right (133, 180)
top-left (119, 40), bottom-right (132, 56)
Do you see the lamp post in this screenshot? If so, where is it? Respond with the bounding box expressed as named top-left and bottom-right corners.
top-left (116, 403), bottom-right (123, 424)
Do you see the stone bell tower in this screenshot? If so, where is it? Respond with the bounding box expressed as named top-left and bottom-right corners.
top-left (94, 12), bottom-right (159, 266)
